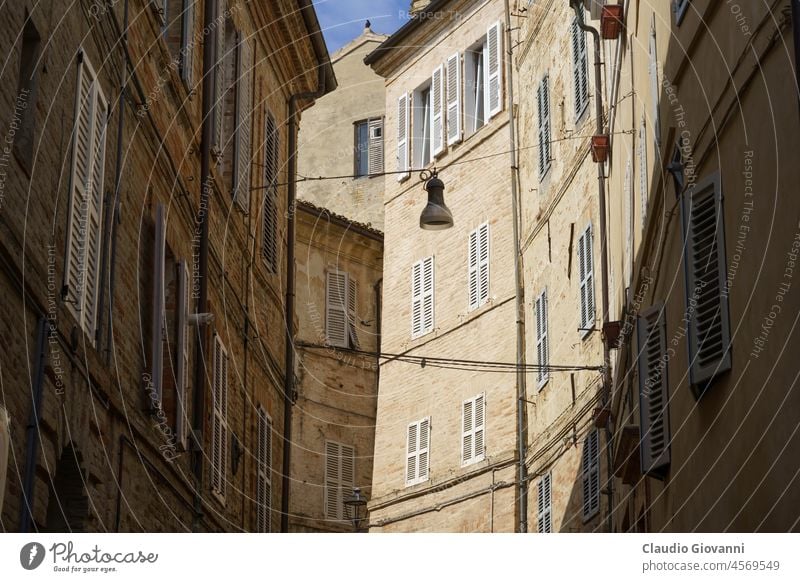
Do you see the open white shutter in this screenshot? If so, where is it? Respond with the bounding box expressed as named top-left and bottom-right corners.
top-left (581, 429), bottom-right (600, 519)
top-left (578, 224), bottom-right (595, 335)
top-left (418, 417), bottom-right (430, 482)
top-left (180, 0), bottom-right (195, 84)
top-left (367, 118), bottom-right (384, 175)
top-left (639, 118), bottom-right (648, 228)
top-left (537, 472), bottom-right (552, 533)
top-left (478, 223), bottom-right (489, 306)
top-left (624, 159), bottom-right (633, 287)
top-left (637, 304), bottom-right (671, 477)
top-left (446, 52), bottom-right (461, 145)
top-left (431, 65), bottom-right (444, 157)
top-left (348, 276), bottom-right (359, 349)
top-left (234, 37), bottom-right (252, 207)
top-left (213, 0), bottom-right (225, 153)
top-left (649, 20), bottom-right (661, 150)
top-left (262, 111), bottom-right (279, 272)
top-left (537, 75), bottom-right (551, 179)
top-left (326, 271), bottom-right (348, 348)
top-left (571, 17), bottom-right (589, 118)
top-left (176, 260), bottom-right (190, 450)
top-left (211, 335), bottom-right (228, 499)
top-left (486, 21), bottom-right (502, 119)
top-left (151, 204), bottom-right (166, 403)
top-left (397, 93), bottom-right (410, 180)
top-left (682, 173), bottom-right (731, 388)
top-left (536, 289), bottom-right (549, 388)
top-left (257, 408), bottom-right (272, 531)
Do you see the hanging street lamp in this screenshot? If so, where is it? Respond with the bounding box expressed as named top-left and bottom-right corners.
top-left (419, 168), bottom-right (454, 230)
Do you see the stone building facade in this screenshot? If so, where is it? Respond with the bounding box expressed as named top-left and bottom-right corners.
top-left (0, 0), bottom-right (334, 532)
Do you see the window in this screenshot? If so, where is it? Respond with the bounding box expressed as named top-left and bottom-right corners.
top-left (179, 0), bottom-right (195, 85)
top-left (577, 224), bottom-right (595, 336)
top-left (211, 335), bottom-right (228, 501)
top-left (537, 472), bottom-right (552, 533)
top-left (535, 289), bottom-right (549, 389)
top-left (262, 111), bottom-right (279, 273)
top-left (468, 223), bottom-right (490, 311)
top-left (537, 74), bottom-right (552, 179)
top-left (326, 270), bottom-right (359, 349)
top-left (256, 407), bottom-right (272, 532)
top-left (324, 441), bottom-right (355, 520)
top-left (355, 117), bottom-right (383, 177)
top-left (14, 16), bottom-right (41, 172)
top-left (412, 82), bottom-right (433, 168)
top-left (396, 92), bottom-right (410, 180)
top-left (406, 418), bottom-right (430, 486)
top-left (681, 172), bottom-right (731, 389)
top-left (581, 429), bottom-right (600, 520)
top-left (648, 18), bottom-right (661, 151)
top-left (637, 304), bottom-right (671, 477)
top-left (571, 17), bottom-right (589, 119)
top-left (411, 256), bottom-right (435, 338)
top-left (674, 0), bottom-right (690, 24)
top-left (462, 394), bottom-right (485, 466)
top-left (639, 117), bottom-right (649, 228)
top-left (233, 36), bottom-right (253, 207)
top-left (64, 52), bottom-right (108, 341)
top-left (464, 22), bottom-right (502, 138)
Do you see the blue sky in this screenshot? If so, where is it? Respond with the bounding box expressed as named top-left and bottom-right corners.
top-left (313, 0), bottom-right (410, 53)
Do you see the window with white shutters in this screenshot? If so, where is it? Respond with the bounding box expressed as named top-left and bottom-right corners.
top-left (262, 111), bottom-right (279, 273)
top-left (535, 289), bottom-right (549, 389)
top-left (64, 52), bottom-right (108, 342)
top-left (233, 36), bottom-right (252, 208)
top-left (446, 52), bottom-right (461, 145)
top-left (326, 271), bottom-right (359, 349)
top-left (537, 472), bottom-right (552, 533)
top-left (176, 260), bottom-right (190, 450)
top-left (431, 64), bottom-right (444, 157)
top-left (639, 117), bottom-right (648, 228)
top-left (675, 0), bottom-right (690, 24)
top-left (486, 21), bottom-right (502, 119)
top-left (637, 304), bottom-right (671, 477)
top-left (179, 1), bottom-right (195, 85)
top-left (324, 441), bottom-right (355, 520)
top-left (151, 204), bottom-right (166, 404)
top-left (571, 17), bottom-right (589, 119)
top-left (468, 223), bottom-right (490, 311)
top-left (649, 20), bottom-right (661, 151)
top-left (211, 335), bottom-right (228, 501)
top-left (537, 74), bottom-right (551, 179)
top-left (397, 93), bottom-right (410, 180)
top-left (411, 256), bottom-right (435, 338)
top-left (462, 394), bottom-right (485, 466)
top-left (681, 172), bottom-right (731, 388)
top-left (406, 418), bottom-right (430, 486)
top-left (578, 224), bottom-right (595, 336)
top-left (256, 407), bottom-right (272, 532)
top-left (581, 429), bottom-right (600, 520)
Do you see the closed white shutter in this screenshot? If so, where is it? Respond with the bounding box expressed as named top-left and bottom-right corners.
top-left (535, 289), bottom-right (549, 389)
top-left (639, 118), bottom-right (648, 228)
top-left (537, 75), bottom-right (551, 179)
top-left (431, 65), bottom-right (444, 157)
top-left (151, 204), bottom-right (166, 403)
top-left (411, 256), bottom-right (435, 338)
top-left (65, 54), bottom-right (107, 341)
top-left (578, 224), bottom-right (595, 335)
top-left (211, 335), bottom-right (228, 500)
top-left (213, 0), bottom-right (225, 153)
top-left (256, 407), bottom-right (272, 532)
top-left (682, 173), bottom-right (731, 387)
top-left (406, 418), bottom-right (430, 486)
top-left (571, 18), bottom-right (589, 118)
top-left (446, 52), bottom-right (461, 145)
top-left (649, 21), bottom-right (661, 150)
top-left (176, 260), bottom-right (190, 450)
top-left (397, 93), bottom-right (410, 180)
top-left (325, 441), bottom-right (355, 520)
top-left (467, 223), bottom-right (489, 311)
top-left (468, 228), bottom-right (479, 310)
top-left (637, 304), bottom-right (671, 476)
top-left (537, 472), bottom-right (552, 533)
top-left (180, 0), bottom-right (195, 85)
top-left (367, 118), bottom-right (383, 175)
top-left (348, 276), bottom-right (359, 349)
top-left (234, 37), bottom-right (252, 207)
top-left (462, 394), bottom-right (485, 465)
top-left (581, 429), bottom-right (600, 519)
top-left (262, 111), bottom-right (279, 273)
top-left (326, 271), bottom-right (348, 348)
top-left (422, 257), bottom-right (435, 335)
top-left (486, 21), bottom-right (502, 119)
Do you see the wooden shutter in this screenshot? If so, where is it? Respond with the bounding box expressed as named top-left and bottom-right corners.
top-left (213, 0), bottom-right (225, 153)
top-left (468, 224), bottom-right (490, 311)
top-left (397, 93), bottom-right (410, 180)
top-left (637, 304), bottom-right (671, 476)
top-left (462, 394), bottom-right (485, 465)
top-left (367, 118), bottom-right (383, 175)
top-left (211, 335), bottom-right (228, 499)
top-left (571, 18), bottom-right (589, 118)
top-left (234, 37), bottom-right (252, 207)
top-left (348, 276), bottom-right (359, 349)
top-left (486, 21), bottom-right (502, 119)
top-left (262, 111), bottom-right (279, 273)
top-left (325, 441), bottom-right (355, 519)
top-left (446, 52), bottom-right (461, 145)
top-left (537, 75), bottom-right (551, 178)
top-left (180, 0), bottom-right (194, 84)
top-left (639, 118), bottom-right (648, 228)
top-left (649, 21), bottom-right (661, 149)
top-left (578, 224), bottom-right (595, 335)
top-left (151, 204), bottom-right (166, 403)
top-left (537, 472), bottom-right (552, 533)
top-left (256, 407), bottom-right (272, 532)
top-left (431, 64), bottom-right (444, 157)
top-left (581, 429), bottom-right (600, 519)
top-left (176, 260), bottom-right (190, 450)
top-left (412, 257), bottom-right (434, 337)
top-left (326, 271), bottom-right (348, 348)
top-left (682, 173), bottom-right (731, 387)
top-left (536, 289), bottom-right (549, 389)
top-left (406, 418), bottom-right (430, 485)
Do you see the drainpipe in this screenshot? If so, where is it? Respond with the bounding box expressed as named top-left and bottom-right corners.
top-left (281, 66), bottom-right (329, 532)
top-left (504, 0), bottom-right (528, 533)
top-left (571, 0), bottom-right (613, 532)
top-left (190, 0), bottom-right (217, 532)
